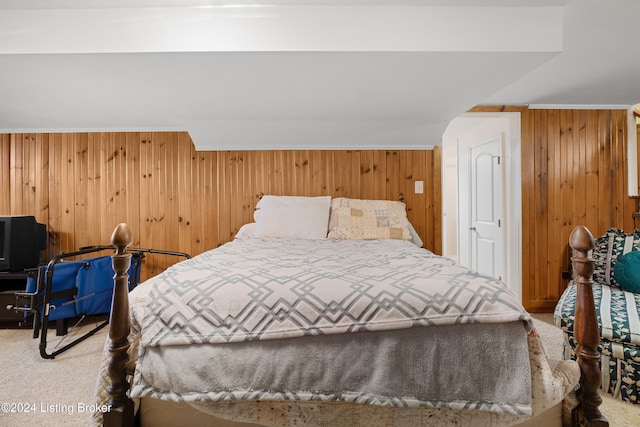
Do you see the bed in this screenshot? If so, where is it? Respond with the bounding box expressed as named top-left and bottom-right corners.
top-left (92, 196), bottom-right (607, 427)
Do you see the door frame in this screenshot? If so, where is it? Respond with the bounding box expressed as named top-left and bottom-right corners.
top-left (442, 112), bottom-right (522, 301)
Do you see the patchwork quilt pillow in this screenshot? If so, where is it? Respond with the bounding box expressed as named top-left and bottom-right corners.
top-left (327, 198), bottom-right (411, 240)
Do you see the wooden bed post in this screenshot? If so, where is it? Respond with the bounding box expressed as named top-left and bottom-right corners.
top-left (569, 226), bottom-right (608, 427)
top-left (103, 223), bottom-right (135, 427)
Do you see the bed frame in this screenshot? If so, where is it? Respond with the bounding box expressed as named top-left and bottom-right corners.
top-left (102, 223), bottom-right (609, 427)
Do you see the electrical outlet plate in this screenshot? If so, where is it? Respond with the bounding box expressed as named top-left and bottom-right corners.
top-left (415, 180), bottom-right (424, 194)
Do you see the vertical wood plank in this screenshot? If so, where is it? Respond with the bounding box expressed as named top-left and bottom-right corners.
top-left (125, 133), bottom-right (142, 247)
top-left (348, 151), bottom-right (361, 199)
top-left (191, 153), bottom-right (206, 254)
top-left (138, 133), bottom-right (157, 275)
top-left (113, 133), bottom-right (128, 227)
top-left (398, 150), bottom-right (413, 210)
top-left (385, 150), bottom-right (400, 201)
top-left (270, 151), bottom-right (285, 196)
top-left (203, 151), bottom-right (218, 251)
top-left (84, 134), bottom-right (101, 248)
top-left (216, 151), bottom-right (232, 243)
top-left (533, 110), bottom-right (549, 308)
top-left (598, 111), bottom-right (612, 234)
top-left (432, 146), bottom-right (442, 255)
top-left (519, 109), bottom-right (535, 311)
top-left (245, 150), bottom-right (268, 214)
top-left (309, 151), bottom-right (330, 196)
top-left (230, 151), bottom-right (245, 239)
top-left (407, 150), bottom-right (426, 249)
top-left (283, 151), bottom-right (296, 196)
top-left (372, 151), bottom-right (386, 200)
top-left (546, 109), bottom-right (561, 302)
top-left (575, 110), bottom-right (587, 228)
top-left (238, 151), bottom-right (253, 226)
top-left (176, 134), bottom-right (193, 255)
top-left (332, 151), bottom-right (356, 197)
top-left (35, 134), bottom-right (50, 260)
top-left (0, 134), bottom-right (11, 214)
top-left (60, 134), bottom-right (75, 251)
top-left (320, 151), bottom-right (334, 197)
top-left (163, 132), bottom-right (179, 270)
top-left (424, 150), bottom-right (436, 252)
top-left (154, 132), bottom-right (168, 270)
top-left (47, 133), bottom-right (62, 253)
top-left (611, 111), bottom-right (630, 230)
top-left (584, 110), bottom-right (600, 233)
top-left (74, 133), bottom-right (90, 249)
top-left (9, 134), bottom-right (24, 214)
top-left (359, 150), bottom-right (374, 199)
top-left (101, 133), bottom-right (116, 245)
top-left (24, 134), bottom-right (36, 215)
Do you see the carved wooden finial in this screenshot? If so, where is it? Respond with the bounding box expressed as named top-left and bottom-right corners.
top-left (569, 225), bottom-right (595, 253)
top-left (111, 223), bottom-right (133, 253)
top-left (570, 225), bottom-right (596, 285)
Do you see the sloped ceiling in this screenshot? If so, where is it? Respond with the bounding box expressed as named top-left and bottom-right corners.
top-left (0, 0), bottom-right (637, 150)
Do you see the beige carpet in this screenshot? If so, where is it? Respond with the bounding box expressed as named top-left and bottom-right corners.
top-left (0, 317), bottom-right (106, 427)
top-left (0, 314), bottom-right (638, 426)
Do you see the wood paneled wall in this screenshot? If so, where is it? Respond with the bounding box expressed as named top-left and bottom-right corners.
top-left (1, 132), bottom-right (441, 279)
top-left (520, 108), bottom-right (636, 311)
top-left (471, 106), bottom-right (637, 311)
top-left (3, 107), bottom-right (634, 309)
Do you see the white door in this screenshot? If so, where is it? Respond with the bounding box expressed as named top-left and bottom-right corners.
top-left (447, 113), bottom-right (520, 299)
top-left (469, 138), bottom-right (504, 280)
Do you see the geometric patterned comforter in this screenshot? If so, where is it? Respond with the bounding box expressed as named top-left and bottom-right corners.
top-left (93, 238), bottom-right (582, 426)
top-left (140, 238), bottom-right (532, 347)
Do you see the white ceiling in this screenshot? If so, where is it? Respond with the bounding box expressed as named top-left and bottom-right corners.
top-left (0, 0), bottom-right (637, 150)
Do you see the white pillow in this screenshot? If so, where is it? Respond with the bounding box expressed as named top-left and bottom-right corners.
top-left (235, 222), bottom-right (256, 239)
top-left (254, 195), bottom-right (331, 239)
top-left (407, 222), bottom-right (423, 247)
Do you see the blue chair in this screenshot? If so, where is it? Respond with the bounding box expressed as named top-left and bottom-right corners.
top-left (11, 245), bottom-right (189, 359)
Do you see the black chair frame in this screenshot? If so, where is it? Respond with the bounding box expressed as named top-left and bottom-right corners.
top-left (10, 245), bottom-right (190, 359)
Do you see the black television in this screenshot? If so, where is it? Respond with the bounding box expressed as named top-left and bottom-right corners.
top-left (0, 216), bottom-right (47, 272)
